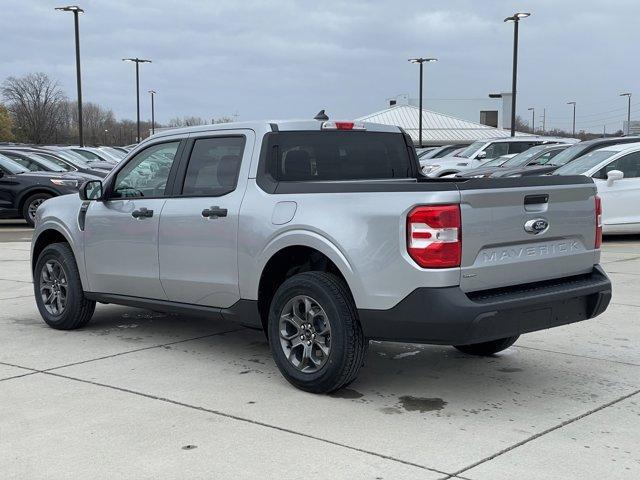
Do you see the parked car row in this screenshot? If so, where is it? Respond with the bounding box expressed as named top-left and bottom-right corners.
top-left (0, 144), bottom-right (130, 226)
top-left (418, 135), bottom-right (640, 234)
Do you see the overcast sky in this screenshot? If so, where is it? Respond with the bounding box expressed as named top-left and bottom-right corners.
top-left (1, 1), bottom-right (638, 132)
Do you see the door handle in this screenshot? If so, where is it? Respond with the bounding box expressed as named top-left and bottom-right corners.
top-left (131, 207), bottom-right (154, 218)
top-left (202, 206), bottom-right (228, 218)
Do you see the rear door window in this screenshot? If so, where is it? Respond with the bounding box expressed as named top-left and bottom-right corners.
top-left (267, 131), bottom-right (413, 181)
top-left (181, 136), bottom-right (246, 196)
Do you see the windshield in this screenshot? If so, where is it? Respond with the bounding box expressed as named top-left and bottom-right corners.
top-left (52, 150), bottom-right (90, 167)
top-left (0, 154), bottom-right (29, 174)
top-left (482, 157), bottom-right (510, 167)
top-left (72, 149), bottom-right (103, 162)
top-left (24, 153), bottom-right (67, 172)
top-left (32, 153), bottom-right (74, 171)
top-left (545, 143), bottom-right (589, 167)
top-left (501, 146), bottom-right (550, 168)
top-left (456, 141), bottom-right (486, 158)
top-left (553, 150), bottom-right (618, 175)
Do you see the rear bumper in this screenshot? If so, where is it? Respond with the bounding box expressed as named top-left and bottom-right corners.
top-left (358, 266), bottom-right (611, 345)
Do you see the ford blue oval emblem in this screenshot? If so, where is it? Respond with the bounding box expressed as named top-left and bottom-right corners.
top-left (524, 218), bottom-right (549, 235)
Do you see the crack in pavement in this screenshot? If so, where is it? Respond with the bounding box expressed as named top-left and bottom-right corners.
top-left (0, 295), bottom-right (35, 301)
top-left (514, 344), bottom-right (640, 367)
top-left (41, 370), bottom-right (451, 477)
top-left (0, 278), bottom-right (33, 284)
top-left (0, 327), bottom-right (242, 374)
top-left (447, 388), bottom-right (640, 478)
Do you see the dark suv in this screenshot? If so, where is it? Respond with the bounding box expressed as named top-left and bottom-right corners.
top-left (0, 154), bottom-right (86, 226)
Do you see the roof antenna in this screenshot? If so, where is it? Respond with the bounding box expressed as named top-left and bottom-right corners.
top-left (314, 109), bottom-right (329, 121)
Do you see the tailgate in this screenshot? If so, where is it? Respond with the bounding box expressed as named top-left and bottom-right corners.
top-left (458, 177), bottom-right (598, 292)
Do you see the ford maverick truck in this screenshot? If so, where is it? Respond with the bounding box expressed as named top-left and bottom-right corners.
top-left (31, 119), bottom-right (611, 393)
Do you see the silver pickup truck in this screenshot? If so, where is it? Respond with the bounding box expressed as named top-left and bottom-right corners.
top-left (31, 119), bottom-right (612, 393)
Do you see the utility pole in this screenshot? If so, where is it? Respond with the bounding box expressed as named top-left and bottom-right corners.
top-left (528, 107), bottom-right (535, 133)
top-left (148, 90), bottom-right (156, 135)
top-left (408, 57), bottom-right (438, 147)
top-left (122, 58), bottom-right (152, 142)
top-left (541, 108), bottom-right (546, 134)
top-left (504, 12), bottom-right (531, 137)
top-left (620, 93), bottom-right (632, 134)
top-left (56, 5), bottom-right (85, 146)
top-left (567, 101), bottom-right (577, 137)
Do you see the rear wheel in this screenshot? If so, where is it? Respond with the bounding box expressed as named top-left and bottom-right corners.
top-left (268, 271), bottom-right (366, 394)
top-left (34, 243), bottom-right (96, 330)
top-left (454, 335), bottom-right (519, 356)
top-left (22, 192), bottom-right (52, 226)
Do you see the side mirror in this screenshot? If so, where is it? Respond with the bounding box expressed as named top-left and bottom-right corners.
top-left (606, 169), bottom-right (624, 187)
top-left (79, 180), bottom-right (103, 201)
top-left (476, 151), bottom-right (487, 160)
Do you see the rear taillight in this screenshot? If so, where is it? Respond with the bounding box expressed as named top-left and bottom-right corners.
top-left (407, 205), bottom-right (461, 268)
top-left (595, 195), bottom-right (602, 249)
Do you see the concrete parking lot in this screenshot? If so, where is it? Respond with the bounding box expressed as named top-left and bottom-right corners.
top-left (0, 224), bottom-right (638, 479)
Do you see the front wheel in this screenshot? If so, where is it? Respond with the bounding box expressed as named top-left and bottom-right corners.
top-left (268, 271), bottom-right (366, 394)
top-left (454, 335), bottom-right (519, 356)
top-left (34, 243), bottom-right (96, 330)
top-left (22, 192), bottom-right (52, 227)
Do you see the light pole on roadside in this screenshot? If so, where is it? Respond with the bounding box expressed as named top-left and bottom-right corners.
top-left (55, 5), bottom-right (85, 147)
top-left (103, 129), bottom-right (108, 145)
top-left (528, 107), bottom-right (535, 133)
top-left (504, 12), bottom-right (531, 137)
top-left (620, 92), bottom-right (632, 134)
top-left (122, 58), bottom-right (152, 142)
top-left (567, 101), bottom-right (577, 137)
top-left (408, 57), bottom-right (438, 148)
top-left (148, 90), bottom-right (156, 135)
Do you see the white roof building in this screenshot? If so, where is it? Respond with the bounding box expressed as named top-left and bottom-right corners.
top-left (356, 104), bottom-right (530, 146)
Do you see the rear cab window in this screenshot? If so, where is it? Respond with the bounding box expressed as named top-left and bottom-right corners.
top-left (264, 131), bottom-right (415, 183)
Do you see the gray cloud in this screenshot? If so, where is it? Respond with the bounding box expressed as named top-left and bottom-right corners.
top-left (1, 0), bottom-right (637, 132)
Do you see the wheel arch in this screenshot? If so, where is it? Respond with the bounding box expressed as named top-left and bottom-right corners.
top-left (17, 187), bottom-right (60, 212)
top-left (255, 238), bottom-right (359, 334)
top-left (31, 226), bottom-right (75, 274)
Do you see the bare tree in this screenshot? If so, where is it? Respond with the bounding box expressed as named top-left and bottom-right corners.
top-left (168, 116), bottom-right (207, 127)
top-left (1, 73), bottom-right (68, 144)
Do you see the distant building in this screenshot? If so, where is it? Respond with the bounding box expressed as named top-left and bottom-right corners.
top-left (386, 93), bottom-right (513, 131)
top-left (357, 103), bottom-right (529, 146)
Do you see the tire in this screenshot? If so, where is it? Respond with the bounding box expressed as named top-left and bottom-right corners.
top-left (268, 271), bottom-right (366, 394)
top-left (34, 242), bottom-right (96, 330)
top-left (454, 335), bottom-right (519, 356)
top-left (22, 192), bottom-right (52, 227)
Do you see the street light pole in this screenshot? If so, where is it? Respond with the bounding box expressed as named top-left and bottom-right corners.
top-left (528, 107), bottom-right (535, 133)
top-left (504, 12), bottom-right (531, 137)
top-left (148, 90), bottom-right (156, 135)
top-left (122, 58), bottom-right (151, 142)
top-left (567, 101), bottom-right (576, 137)
top-left (55, 5), bottom-right (85, 147)
top-left (408, 57), bottom-right (438, 148)
top-left (620, 93), bottom-right (632, 134)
